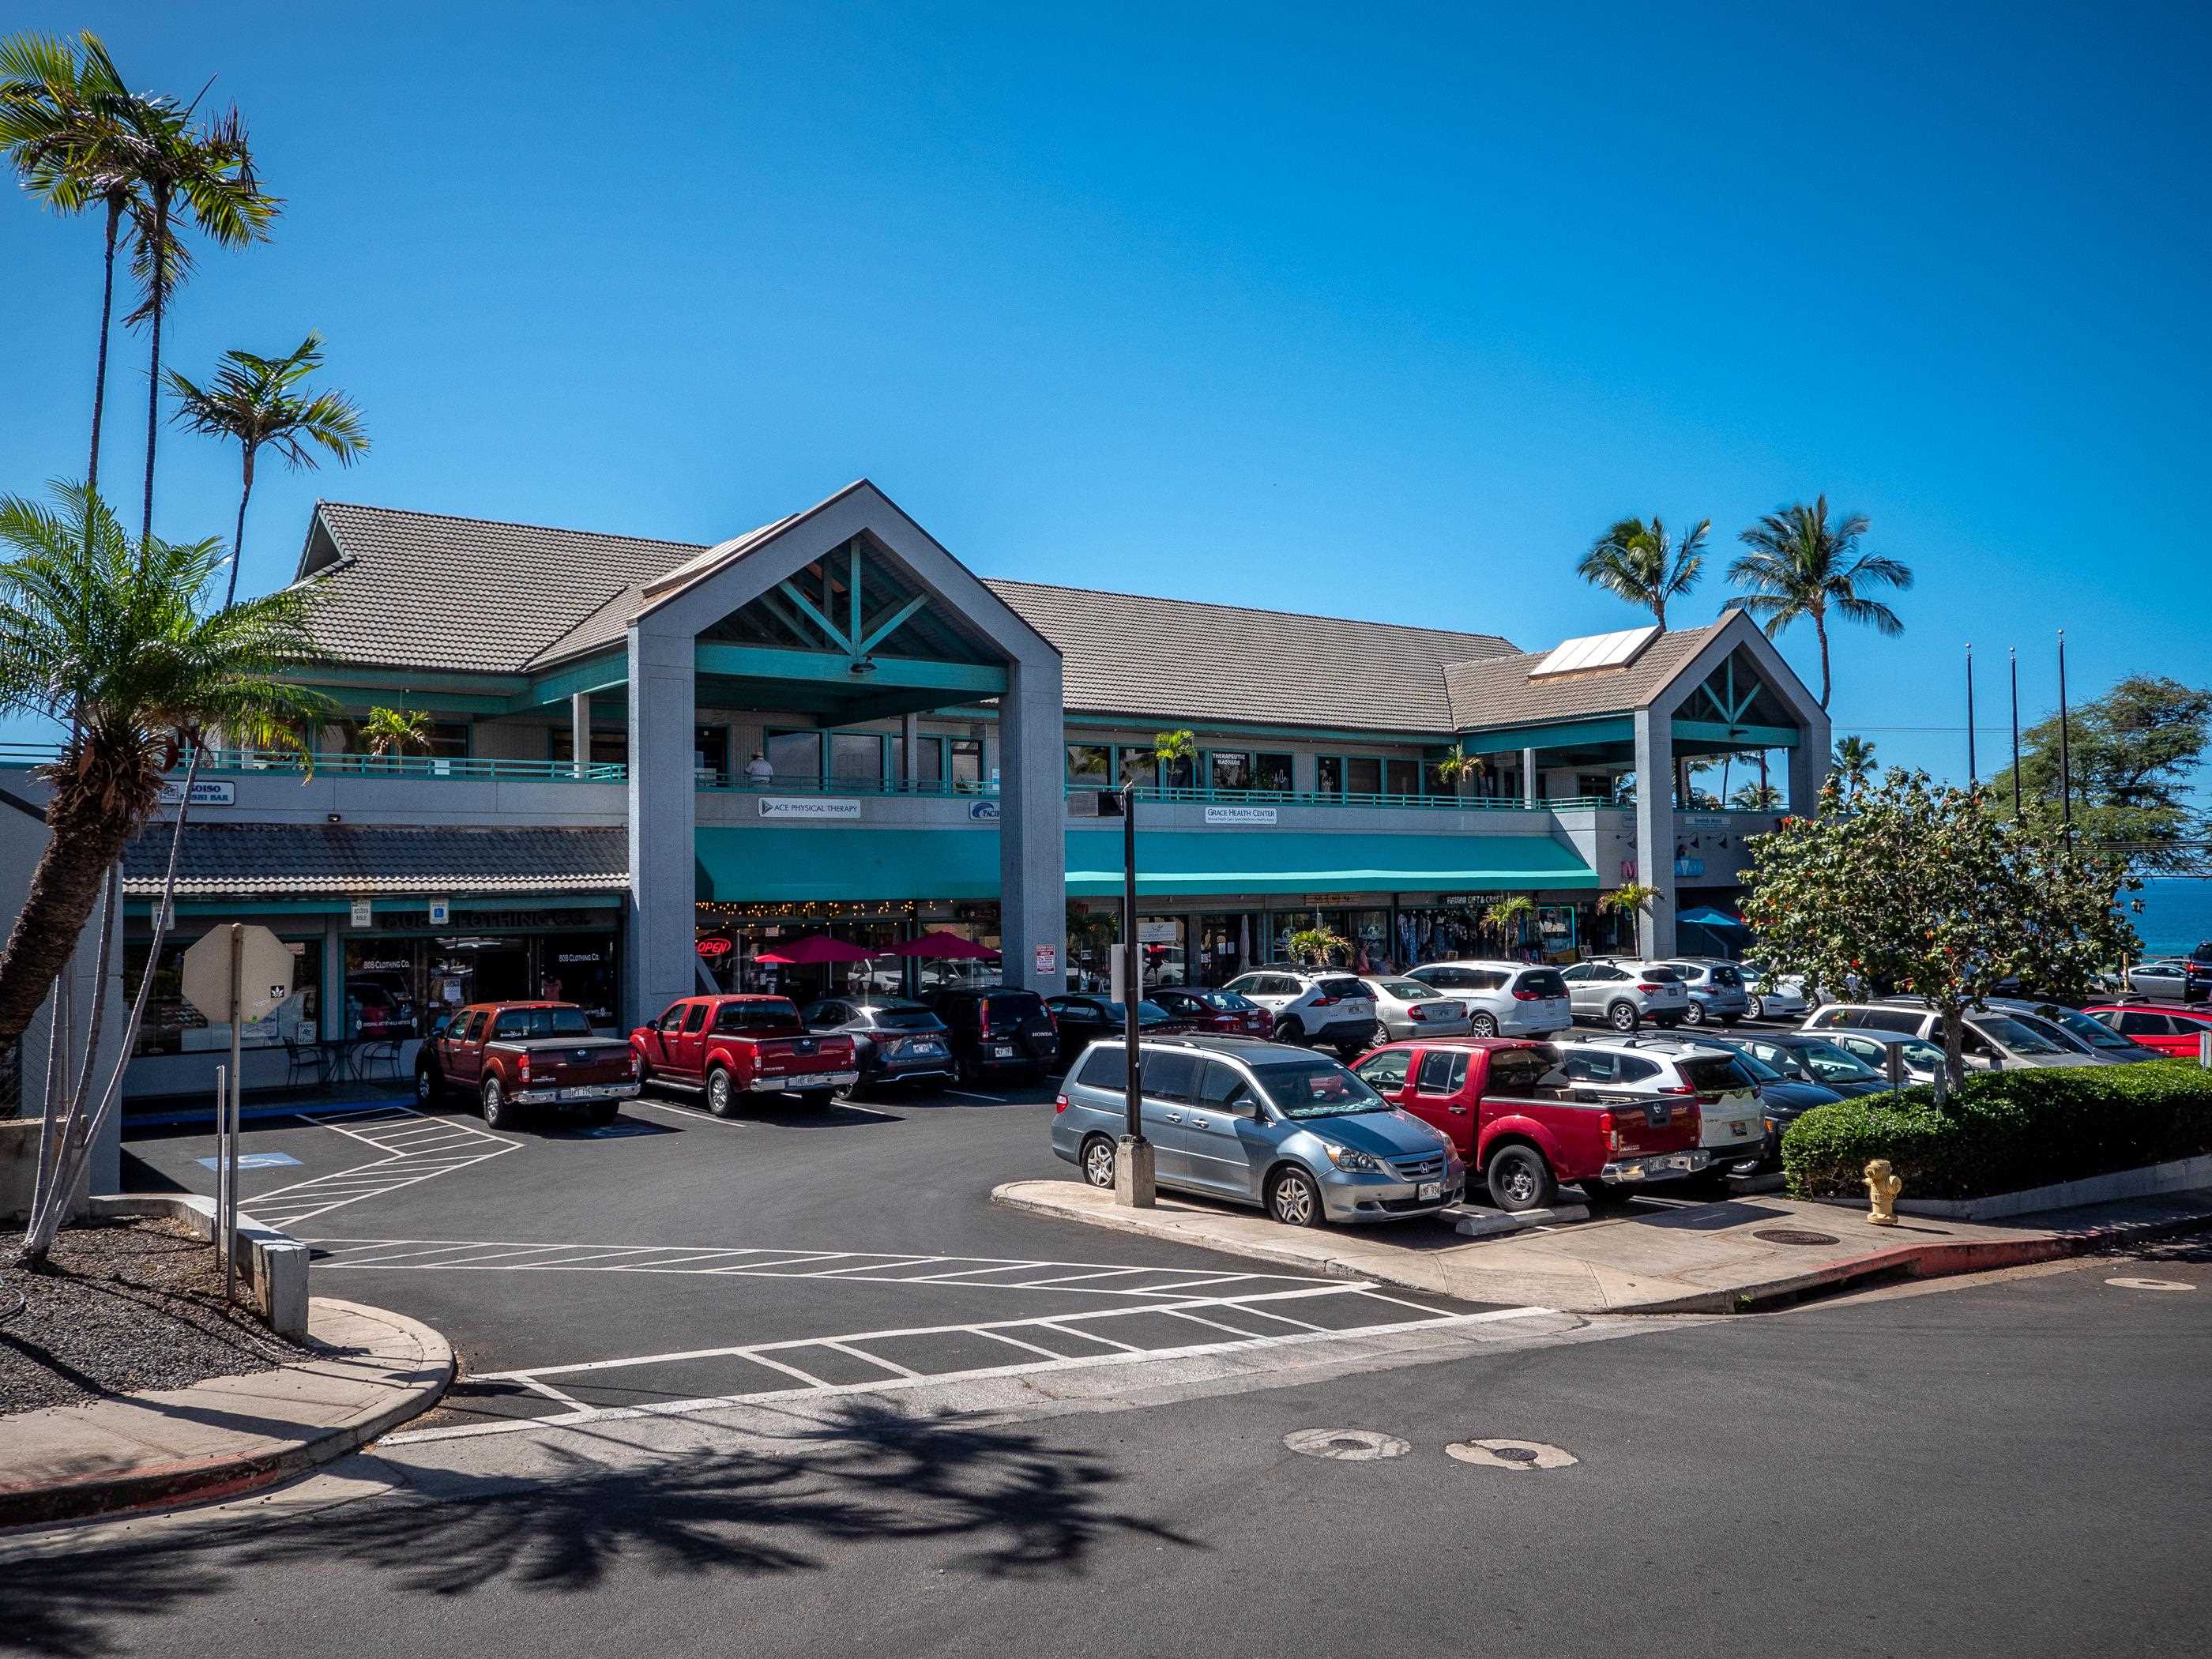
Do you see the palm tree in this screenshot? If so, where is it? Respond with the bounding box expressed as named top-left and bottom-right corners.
top-left (1151, 728), bottom-right (1197, 790)
top-left (359, 705), bottom-right (433, 761)
top-left (1597, 882), bottom-right (1657, 950)
top-left (1576, 515), bottom-right (1708, 630)
top-left (1728, 498), bottom-right (1912, 709)
top-left (0, 30), bottom-right (139, 494)
top-left (0, 483), bottom-right (329, 1060)
top-left (1730, 781), bottom-right (1784, 811)
top-left (1433, 743), bottom-right (1484, 796)
top-left (167, 333), bottom-right (368, 606)
top-left (1830, 733), bottom-right (1877, 799)
top-left (1484, 895), bottom-right (1537, 954)
top-left (120, 98), bottom-right (280, 544)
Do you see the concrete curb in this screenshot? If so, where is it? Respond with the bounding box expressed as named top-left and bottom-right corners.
top-left (991, 1182), bottom-right (1380, 1285)
top-left (0, 1298), bottom-right (452, 1531)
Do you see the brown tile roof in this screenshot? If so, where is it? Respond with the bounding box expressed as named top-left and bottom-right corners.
top-left (1442, 619), bottom-right (1730, 731)
top-left (122, 823), bottom-right (629, 897)
top-left (984, 579), bottom-right (1516, 734)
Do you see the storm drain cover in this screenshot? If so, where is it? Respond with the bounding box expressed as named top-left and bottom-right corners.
top-left (2105, 1277), bottom-right (2195, 1292)
top-left (1753, 1228), bottom-right (1841, 1247)
top-left (1283, 1428), bottom-right (1410, 1461)
top-left (1446, 1439), bottom-right (1577, 1471)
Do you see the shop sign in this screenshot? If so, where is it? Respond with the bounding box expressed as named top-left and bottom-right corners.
top-left (759, 796), bottom-right (860, 820)
top-left (427, 899), bottom-right (450, 926)
top-left (156, 779), bottom-right (235, 807)
top-left (1674, 856), bottom-right (1706, 878)
top-left (1202, 805), bottom-right (1277, 826)
top-left (967, 799), bottom-right (1000, 822)
top-left (695, 935), bottom-right (734, 960)
top-left (349, 897), bottom-right (373, 927)
top-left (1137, 920), bottom-right (1181, 944)
top-left (1033, 944), bottom-right (1056, 975)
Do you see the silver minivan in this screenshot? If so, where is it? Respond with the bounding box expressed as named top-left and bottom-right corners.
top-left (1050, 1035), bottom-right (1464, 1227)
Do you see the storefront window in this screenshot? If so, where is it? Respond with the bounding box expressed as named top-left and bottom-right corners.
top-left (1115, 747), bottom-right (1155, 789)
top-left (1384, 758), bottom-right (1417, 798)
top-left (1255, 753), bottom-right (1293, 794)
top-left (1346, 757), bottom-right (1382, 796)
top-left (1161, 751), bottom-right (1195, 791)
top-left (1066, 744), bottom-right (1111, 784)
top-left (1316, 756), bottom-right (1343, 796)
top-left (830, 732), bottom-right (885, 786)
top-left (344, 940), bottom-right (423, 1037)
top-left (1136, 916), bottom-right (1187, 987)
top-left (950, 738), bottom-right (984, 792)
top-left (694, 726), bottom-right (730, 784)
top-left (541, 935), bottom-right (619, 1026)
top-left (914, 735), bottom-right (944, 788)
top-left (768, 731), bottom-right (822, 784)
top-left (1209, 752), bottom-right (1252, 793)
top-left (126, 934), bottom-right (324, 1057)
top-left (550, 728), bottom-right (628, 768)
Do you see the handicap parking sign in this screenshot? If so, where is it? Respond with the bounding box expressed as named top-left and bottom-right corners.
top-left (198, 1151), bottom-right (302, 1170)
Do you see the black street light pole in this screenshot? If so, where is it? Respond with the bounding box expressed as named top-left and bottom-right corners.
top-left (1965, 645), bottom-right (1977, 788)
top-left (2057, 630), bottom-right (2073, 843)
top-left (1120, 783), bottom-right (1142, 1146)
top-left (2009, 649), bottom-right (2022, 818)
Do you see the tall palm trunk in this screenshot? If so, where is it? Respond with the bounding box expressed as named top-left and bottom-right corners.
top-left (0, 778), bottom-right (135, 1053)
top-left (139, 183), bottom-right (171, 547)
top-left (221, 444), bottom-right (256, 609)
top-left (1814, 610), bottom-right (1833, 709)
top-left (88, 196), bottom-right (121, 496)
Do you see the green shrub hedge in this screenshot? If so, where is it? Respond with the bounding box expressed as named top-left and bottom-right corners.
top-left (1781, 1059), bottom-right (2212, 1201)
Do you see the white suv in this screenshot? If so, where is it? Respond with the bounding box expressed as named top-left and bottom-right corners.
top-left (1401, 961), bottom-right (1574, 1038)
top-left (1558, 959), bottom-right (1692, 1032)
top-left (1220, 969), bottom-right (1379, 1058)
top-left (1560, 1034), bottom-right (1766, 1183)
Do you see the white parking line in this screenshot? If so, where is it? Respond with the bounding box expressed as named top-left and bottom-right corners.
top-left (942, 1089), bottom-right (1010, 1103)
top-left (243, 1108), bottom-right (517, 1229)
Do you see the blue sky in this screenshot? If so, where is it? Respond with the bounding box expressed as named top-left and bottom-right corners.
top-left (4, 1), bottom-right (2208, 793)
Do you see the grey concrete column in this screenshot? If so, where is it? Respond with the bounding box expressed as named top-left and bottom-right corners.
top-left (1521, 747), bottom-right (1537, 807)
top-left (1788, 709), bottom-right (1831, 816)
top-left (996, 655), bottom-right (1066, 994)
top-left (902, 713), bottom-right (920, 789)
top-left (626, 625), bottom-right (698, 1029)
top-left (1632, 708), bottom-right (1676, 958)
top-left (570, 690), bottom-right (591, 780)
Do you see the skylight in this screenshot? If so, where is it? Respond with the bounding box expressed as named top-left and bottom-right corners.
top-left (1529, 624), bottom-right (1659, 679)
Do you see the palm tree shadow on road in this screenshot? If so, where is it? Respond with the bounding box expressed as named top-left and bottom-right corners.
top-left (9, 1400), bottom-right (1206, 1656)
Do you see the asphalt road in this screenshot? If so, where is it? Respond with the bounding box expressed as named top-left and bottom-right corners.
top-left (12, 1233), bottom-right (2208, 1658)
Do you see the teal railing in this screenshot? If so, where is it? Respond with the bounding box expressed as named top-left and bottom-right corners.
top-left (0, 743), bottom-right (626, 784)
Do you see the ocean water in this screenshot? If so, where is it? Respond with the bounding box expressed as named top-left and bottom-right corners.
top-left (2128, 876), bottom-right (2212, 957)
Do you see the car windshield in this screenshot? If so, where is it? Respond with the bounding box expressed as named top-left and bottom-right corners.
top-left (715, 1001), bottom-right (803, 1034)
top-left (1898, 1040), bottom-right (1947, 1071)
top-left (1378, 979), bottom-right (1439, 999)
top-left (1253, 1058), bottom-right (1391, 1119)
top-left (1679, 1055), bottom-right (1757, 1093)
top-left (1973, 1015), bottom-right (2068, 1056)
top-left (2030, 1006), bottom-right (2135, 1051)
top-left (1747, 1042), bottom-right (1812, 1081)
top-left (1725, 1048), bottom-right (1784, 1082)
top-left (1792, 1040), bottom-right (1881, 1084)
top-left (1639, 967), bottom-right (1683, 984)
top-left (492, 1006), bottom-right (593, 1039)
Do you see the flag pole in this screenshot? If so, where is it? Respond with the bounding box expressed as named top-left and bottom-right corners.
top-left (2009, 648), bottom-right (2022, 818)
top-left (1965, 645), bottom-right (1977, 788)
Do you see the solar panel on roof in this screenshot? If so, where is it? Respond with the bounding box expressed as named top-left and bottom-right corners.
top-left (1529, 624), bottom-right (1659, 679)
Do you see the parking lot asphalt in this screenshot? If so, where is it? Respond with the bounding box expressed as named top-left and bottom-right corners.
top-left (122, 1074), bottom-right (1488, 1435)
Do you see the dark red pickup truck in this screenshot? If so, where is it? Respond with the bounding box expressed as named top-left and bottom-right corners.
top-left (630, 995), bottom-right (860, 1115)
top-left (1352, 1037), bottom-right (1706, 1212)
top-left (416, 1001), bottom-right (641, 1130)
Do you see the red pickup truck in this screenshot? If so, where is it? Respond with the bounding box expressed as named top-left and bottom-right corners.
top-left (630, 995), bottom-right (860, 1115)
top-left (1351, 1037), bottom-right (1706, 1212)
top-left (417, 1001), bottom-right (641, 1130)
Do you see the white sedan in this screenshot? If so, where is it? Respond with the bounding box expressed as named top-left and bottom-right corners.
top-left (1362, 976), bottom-right (1473, 1041)
top-left (1737, 961), bottom-right (1811, 1021)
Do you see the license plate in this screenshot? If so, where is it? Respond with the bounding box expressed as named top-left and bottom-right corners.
top-left (993, 1044), bottom-right (1015, 1057)
top-left (1732, 1122), bottom-right (1752, 1137)
top-left (912, 1042), bottom-right (943, 1055)
top-left (1418, 1182), bottom-right (1443, 1201)
top-left (557, 1084), bottom-right (620, 1101)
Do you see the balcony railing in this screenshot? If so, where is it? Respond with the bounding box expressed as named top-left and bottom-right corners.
top-left (0, 743), bottom-right (627, 784)
top-left (1064, 784), bottom-right (1616, 813)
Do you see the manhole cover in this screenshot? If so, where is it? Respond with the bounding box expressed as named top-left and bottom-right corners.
top-left (1446, 1438), bottom-right (1577, 1471)
top-left (2105, 1277), bottom-right (2195, 1292)
top-left (1753, 1228), bottom-right (1841, 1247)
top-left (1283, 1428), bottom-right (1410, 1461)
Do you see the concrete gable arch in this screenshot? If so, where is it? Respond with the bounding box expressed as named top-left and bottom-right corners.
top-left (624, 481), bottom-right (1065, 1025)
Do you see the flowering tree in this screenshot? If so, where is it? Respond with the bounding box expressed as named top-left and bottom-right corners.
top-left (1742, 769), bottom-right (2139, 1083)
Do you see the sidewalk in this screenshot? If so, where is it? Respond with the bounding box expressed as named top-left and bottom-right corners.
top-left (0, 1298), bottom-right (451, 1529)
top-left (992, 1179), bottom-right (2212, 1315)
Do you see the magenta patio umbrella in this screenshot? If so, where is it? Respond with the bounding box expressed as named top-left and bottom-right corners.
top-left (893, 931), bottom-right (1000, 961)
top-left (751, 934), bottom-right (879, 965)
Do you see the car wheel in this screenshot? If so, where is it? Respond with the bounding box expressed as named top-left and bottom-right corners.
top-left (1081, 1134), bottom-right (1116, 1189)
top-left (1273, 1017), bottom-right (1304, 1047)
top-left (1607, 1001), bottom-right (1639, 1033)
top-left (706, 1066), bottom-right (736, 1118)
top-left (415, 1065), bottom-right (442, 1106)
top-left (1468, 1012), bottom-right (1499, 1038)
top-left (1484, 1144), bottom-right (1556, 1213)
top-left (480, 1075), bottom-right (516, 1131)
top-left (1266, 1166), bottom-right (1324, 1228)
top-left (1682, 1001), bottom-right (1706, 1026)
top-left (1745, 994), bottom-right (1764, 1021)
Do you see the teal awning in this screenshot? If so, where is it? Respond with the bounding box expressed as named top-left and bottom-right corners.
top-left (695, 826), bottom-right (1599, 903)
top-left (1066, 830), bottom-right (1597, 897)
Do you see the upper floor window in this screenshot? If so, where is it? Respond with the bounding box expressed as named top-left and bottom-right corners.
top-left (1209, 751), bottom-right (1252, 792)
top-left (1255, 753), bottom-right (1293, 792)
top-left (1066, 744), bottom-right (1111, 784)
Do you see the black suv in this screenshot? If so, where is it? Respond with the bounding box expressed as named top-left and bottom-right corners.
top-left (927, 988), bottom-right (1060, 1085)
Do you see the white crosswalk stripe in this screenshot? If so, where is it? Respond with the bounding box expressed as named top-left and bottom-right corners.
top-left (241, 1108), bottom-right (518, 1230)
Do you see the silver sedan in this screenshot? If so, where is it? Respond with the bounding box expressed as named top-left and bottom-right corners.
top-left (1361, 977), bottom-right (1472, 1041)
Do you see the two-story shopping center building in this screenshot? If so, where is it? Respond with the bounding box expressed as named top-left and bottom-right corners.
top-left (0, 480), bottom-right (1827, 1104)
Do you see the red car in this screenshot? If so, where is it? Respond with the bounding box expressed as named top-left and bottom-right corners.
top-left (1350, 1037), bottom-right (1706, 1212)
top-left (630, 995), bottom-right (860, 1115)
top-left (2082, 1005), bottom-right (2212, 1059)
top-left (418, 1001), bottom-right (640, 1130)
top-left (1146, 986), bottom-right (1274, 1038)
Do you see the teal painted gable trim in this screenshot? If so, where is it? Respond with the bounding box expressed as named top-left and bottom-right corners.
top-left (295, 683), bottom-right (517, 716)
top-left (520, 650), bottom-right (630, 710)
top-left (1669, 719), bottom-right (1800, 748)
top-left (283, 664), bottom-right (531, 698)
top-left (694, 642), bottom-right (1007, 694)
top-left (695, 826), bottom-right (1597, 903)
top-left (1455, 717), bottom-right (1635, 755)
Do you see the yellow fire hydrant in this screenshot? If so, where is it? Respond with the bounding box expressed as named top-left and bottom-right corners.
top-left (1864, 1158), bottom-right (1903, 1227)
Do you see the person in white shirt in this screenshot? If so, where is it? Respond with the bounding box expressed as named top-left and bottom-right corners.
top-left (744, 751), bottom-right (774, 786)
